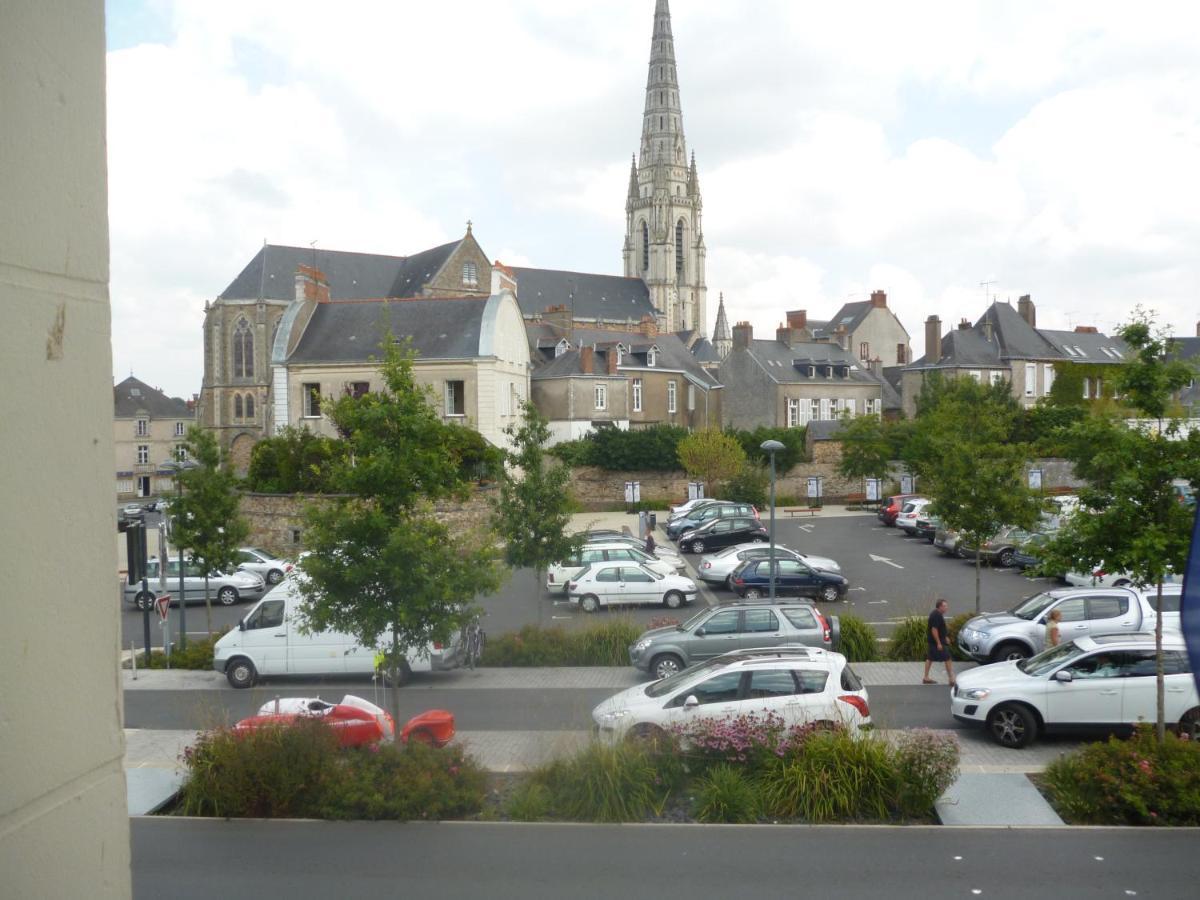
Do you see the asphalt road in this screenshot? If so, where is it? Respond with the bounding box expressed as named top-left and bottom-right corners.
top-left (132, 818), bottom-right (1200, 900)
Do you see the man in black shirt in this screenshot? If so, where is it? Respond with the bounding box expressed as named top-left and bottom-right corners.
top-left (922, 598), bottom-right (955, 686)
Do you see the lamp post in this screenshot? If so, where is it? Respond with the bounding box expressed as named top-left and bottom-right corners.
top-left (162, 458), bottom-right (199, 650)
top-left (760, 439), bottom-right (785, 600)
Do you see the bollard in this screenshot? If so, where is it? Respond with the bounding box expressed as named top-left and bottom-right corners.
top-left (130, 640), bottom-right (137, 680)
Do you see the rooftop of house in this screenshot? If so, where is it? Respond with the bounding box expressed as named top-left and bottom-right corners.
top-left (114, 376), bottom-right (193, 419)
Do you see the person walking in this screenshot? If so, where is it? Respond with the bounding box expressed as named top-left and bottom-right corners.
top-left (922, 598), bottom-right (955, 687)
top-left (1045, 608), bottom-right (1063, 649)
top-left (644, 530), bottom-right (656, 556)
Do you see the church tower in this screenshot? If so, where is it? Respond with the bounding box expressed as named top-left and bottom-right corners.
top-left (623, 0), bottom-right (707, 335)
top-left (712, 292), bottom-right (732, 359)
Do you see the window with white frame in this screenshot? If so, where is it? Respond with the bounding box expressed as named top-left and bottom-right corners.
top-left (845, 398), bottom-right (857, 417)
top-left (136, 444), bottom-right (149, 464)
top-left (968, 370), bottom-right (983, 382)
top-left (1082, 376), bottom-right (1091, 399)
top-left (687, 384), bottom-right (695, 411)
top-left (1043, 363), bottom-right (1055, 395)
top-left (594, 383), bottom-right (607, 411)
top-left (819, 398), bottom-right (831, 420)
top-left (1024, 364), bottom-right (1036, 397)
top-left (799, 398), bottom-right (813, 425)
top-left (444, 380), bottom-right (466, 416)
top-left (135, 418), bottom-right (148, 437)
top-left (175, 421), bottom-right (186, 437)
top-left (302, 383), bottom-right (322, 418)
top-left (667, 380), bottom-right (677, 413)
top-left (989, 371), bottom-right (1004, 386)
top-left (647, 348), bottom-right (657, 367)
top-left (632, 378), bottom-right (643, 412)
top-left (787, 398), bottom-right (799, 427)
top-left (554, 339), bottom-right (568, 358)
top-left (174, 444), bottom-right (188, 462)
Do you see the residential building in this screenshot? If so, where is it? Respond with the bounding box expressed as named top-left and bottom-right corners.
top-left (1171, 324), bottom-right (1200, 416)
top-left (804, 290), bottom-right (912, 366)
top-left (719, 321), bottom-right (885, 430)
top-left (113, 375), bottom-right (196, 498)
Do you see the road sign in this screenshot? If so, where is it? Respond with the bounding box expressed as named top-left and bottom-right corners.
top-left (156, 594), bottom-right (170, 621)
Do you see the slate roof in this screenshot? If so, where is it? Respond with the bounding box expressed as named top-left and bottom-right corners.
top-left (688, 337), bottom-right (722, 363)
top-left (511, 267), bottom-right (657, 322)
top-left (526, 323), bottom-right (721, 388)
top-left (218, 242), bottom-right (459, 302)
top-left (114, 376), bottom-right (193, 419)
top-left (812, 302), bottom-right (872, 340)
top-left (741, 339), bottom-right (879, 385)
top-left (1039, 329), bottom-right (1130, 363)
top-left (530, 348), bottom-right (626, 381)
top-left (287, 298), bottom-right (490, 364)
top-left (1171, 336), bottom-right (1200, 361)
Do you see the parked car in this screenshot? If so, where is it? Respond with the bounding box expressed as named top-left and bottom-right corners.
top-left (124, 558), bottom-right (268, 610)
top-left (566, 561), bottom-right (698, 613)
top-left (572, 528), bottom-right (629, 541)
top-left (1011, 532), bottom-right (1052, 571)
top-left (595, 647), bottom-right (870, 741)
top-left (666, 502), bottom-right (759, 541)
top-left (584, 534), bottom-right (685, 569)
top-left (235, 547), bottom-right (294, 585)
top-left (677, 516), bottom-right (768, 554)
top-left (235, 695), bottom-right (396, 747)
top-left (628, 601), bottom-right (839, 678)
top-left (878, 493), bottom-right (919, 526)
top-left (894, 498), bottom-right (931, 534)
top-left (697, 543), bottom-right (841, 588)
top-left (547, 543), bottom-right (680, 594)
top-left (120, 503), bottom-right (145, 519)
top-left (1065, 566), bottom-right (1181, 589)
top-left (914, 514), bottom-right (940, 542)
top-left (951, 633), bottom-right (1199, 748)
top-left (955, 584), bottom-right (1182, 663)
top-left (960, 526), bottom-right (1034, 568)
top-left (669, 497), bottom-right (720, 519)
top-left (730, 558), bottom-right (848, 603)
top-left (932, 527), bottom-right (963, 556)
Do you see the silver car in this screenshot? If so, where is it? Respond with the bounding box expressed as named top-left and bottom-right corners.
top-left (234, 547), bottom-right (294, 585)
top-left (124, 557), bottom-right (267, 610)
top-left (696, 543), bottom-right (841, 588)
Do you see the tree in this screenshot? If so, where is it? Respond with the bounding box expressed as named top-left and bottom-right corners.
top-left (244, 425), bottom-right (346, 494)
top-left (1039, 311), bottom-right (1200, 740)
top-left (677, 429), bottom-right (747, 493)
top-left (837, 410), bottom-right (892, 490)
top-left (906, 378), bottom-right (1043, 612)
top-left (490, 402), bottom-right (584, 617)
top-left (293, 340), bottom-right (503, 737)
top-left (171, 427), bottom-right (250, 636)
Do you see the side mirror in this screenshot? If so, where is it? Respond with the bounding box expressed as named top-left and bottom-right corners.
top-left (238, 619), bottom-right (246, 632)
top-left (1053, 669), bottom-right (1073, 684)
top-left (683, 695), bottom-right (700, 709)
top-left (694, 627), bottom-right (706, 637)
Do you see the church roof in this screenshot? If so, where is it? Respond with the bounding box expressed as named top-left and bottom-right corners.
top-left (287, 297), bottom-right (491, 364)
top-left (218, 242), bottom-right (459, 302)
top-left (511, 267), bottom-right (658, 322)
top-left (114, 376), bottom-right (193, 419)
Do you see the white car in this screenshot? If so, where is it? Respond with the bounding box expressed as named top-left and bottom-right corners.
top-left (235, 547), bottom-right (294, 585)
top-left (696, 543), bottom-right (841, 587)
top-left (669, 497), bottom-right (718, 519)
top-left (567, 560), bottom-right (698, 612)
top-left (895, 498), bottom-right (931, 533)
top-left (585, 535), bottom-right (686, 569)
top-left (1065, 565), bottom-right (1180, 589)
top-left (951, 633), bottom-right (1199, 748)
top-left (592, 647), bottom-right (871, 742)
top-left (547, 543), bottom-right (682, 594)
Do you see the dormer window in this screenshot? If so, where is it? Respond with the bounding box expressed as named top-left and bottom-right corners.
top-left (462, 261), bottom-right (478, 288)
top-left (647, 348), bottom-right (657, 367)
top-left (616, 347), bottom-right (624, 365)
top-left (554, 339), bottom-right (569, 358)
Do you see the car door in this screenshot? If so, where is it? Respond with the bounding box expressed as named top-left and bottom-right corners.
top-left (780, 606), bottom-right (823, 647)
top-left (738, 608), bottom-right (782, 651)
top-left (739, 668), bottom-right (816, 724)
top-left (660, 671), bottom-right (746, 731)
top-left (1121, 649), bottom-right (1196, 724)
top-left (1048, 596), bottom-right (1089, 645)
top-left (781, 668), bottom-right (836, 727)
top-left (591, 566), bottom-right (622, 607)
top-left (618, 565), bottom-right (658, 605)
top-left (287, 619), bottom-right (349, 676)
top-left (1046, 650), bottom-right (1129, 726)
top-left (1083, 594), bottom-right (1136, 637)
top-left (687, 609), bottom-right (743, 661)
top-left (773, 559), bottom-right (810, 597)
top-left (238, 598), bottom-right (290, 675)
top-left (705, 519), bottom-right (735, 550)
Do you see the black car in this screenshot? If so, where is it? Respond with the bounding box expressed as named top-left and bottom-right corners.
top-left (730, 557), bottom-right (848, 603)
top-left (667, 502), bottom-right (759, 540)
top-left (677, 516), bottom-right (767, 554)
top-left (1012, 532), bottom-right (1052, 571)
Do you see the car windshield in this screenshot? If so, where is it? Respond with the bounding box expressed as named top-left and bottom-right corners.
top-left (678, 608), bottom-right (711, 631)
top-left (1019, 640), bottom-right (1085, 676)
top-left (643, 657), bottom-right (728, 698)
top-left (1010, 592), bottom-right (1058, 621)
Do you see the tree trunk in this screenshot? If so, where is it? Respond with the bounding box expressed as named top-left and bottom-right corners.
top-left (974, 550), bottom-right (982, 614)
top-left (536, 566), bottom-right (544, 628)
top-left (1156, 578), bottom-right (1165, 743)
top-left (203, 572), bottom-right (213, 636)
top-left (390, 626), bottom-right (403, 745)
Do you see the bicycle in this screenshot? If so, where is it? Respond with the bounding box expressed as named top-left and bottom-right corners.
top-left (463, 618), bottom-right (486, 670)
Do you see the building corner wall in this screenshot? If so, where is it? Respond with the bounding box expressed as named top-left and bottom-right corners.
top-left (0, 2), bottom-right (132, 896)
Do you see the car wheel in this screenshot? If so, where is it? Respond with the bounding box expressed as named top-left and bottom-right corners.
top-left (384, 661), bottom-right (413, 687)
top-left (266, 569), bottom-right (285, 585)
top-left (217, 586), bottom-right (238, 606)
top-left (997, 549), bottom-right (1015, 568)
top-left (627, 723), bottom-right (669, 748)
top-left (134, 591), bottom-right (154, 611)
top-left (724, 575), bottom-right (734, 590)
top-left (990, 642), bottom-right (1030, 664)
top-left (820, 585), bottom-right (841, 604)
top-left (744, 587), bottom-right (762, 600)
top-left (580, 594), bottom-right (600, 614)
top-left (225, 657), bottom-right (256, 689)
top-left (663, 590), bottom-right (684, 610)
top-left (651, 654), bottom-right (684, 679)
top-left (1177, 706), bottom-right (1200, 738)
top-left (987, 703), bottom-right (1037, 748)
top-left (690, 540), bottom-right (705, 554)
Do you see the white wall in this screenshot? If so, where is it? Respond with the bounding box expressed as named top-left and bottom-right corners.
top-left (0, 2), bottom-right (132, 895)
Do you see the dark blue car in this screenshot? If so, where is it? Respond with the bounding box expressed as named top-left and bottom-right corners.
top-left (730, 557), bottom-right (847, 603)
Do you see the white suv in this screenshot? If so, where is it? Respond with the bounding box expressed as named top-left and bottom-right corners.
top-left (951, 633), bottom-right (1199, 748)
top-left (593, 647), bottom-right (871, 742)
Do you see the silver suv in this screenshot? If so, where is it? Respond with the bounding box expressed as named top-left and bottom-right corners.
top-left (629, 601), bottom-right (840, 679)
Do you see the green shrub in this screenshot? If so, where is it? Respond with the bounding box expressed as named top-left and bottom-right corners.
top-left (759, 731), bottom-right (896, 822)
top-left (729, 426), bottom-right (808, 471)
top-left (837, 614), bottom-right (878, 662)
top-left (244, 425), bottom-right (346, 494)
top-left (886, 616), bottom-right (930, 661)
top-left (720, 464), bottom-right (769, 508)
top-left (506, 781), bottom-right (555, 822)
top-left (946, 612), bottom-right (974, 662)
top-left (693, 764), bottom-right (760, 823)
top-left (484, 620), bottom-right (643, 667)
top-left (133, 629), bottom-right (228, 670)
top-left (1041, 726), bottom-right (1200, 826)
top-left (891, 729), bottom-right (961, 818)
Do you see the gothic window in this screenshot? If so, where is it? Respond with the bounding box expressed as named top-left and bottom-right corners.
top-left (232, 317), bottom-right (253, 379)
top-left (660, 116), bottom-right (664, 129)
top-left (675, 219), bottom-right (685, 283)
top-left (641, 222), bottom-right (649, 272)
top-left (234, 394), bottom-right (243, 419)
top-left (245, 393), bottom-right (255, 419)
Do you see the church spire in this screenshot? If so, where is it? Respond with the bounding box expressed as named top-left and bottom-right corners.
top-left (712, 292), bottom-right (732, 359)
top-left (640, 0), bottom-right (686, 172)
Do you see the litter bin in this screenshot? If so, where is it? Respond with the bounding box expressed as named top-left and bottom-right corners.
top-left (648, 512), bottom-right (657, 532)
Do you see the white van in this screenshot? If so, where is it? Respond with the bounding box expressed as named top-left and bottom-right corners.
top-left (212, 581), bottom-right (464, 689)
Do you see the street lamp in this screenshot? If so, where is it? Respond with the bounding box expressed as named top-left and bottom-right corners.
top-left (760, 439), bottom-right (785, 600)
top-left (162, 458), bottom-right (199, 649)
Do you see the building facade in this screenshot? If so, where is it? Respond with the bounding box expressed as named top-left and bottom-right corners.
top-left (113, 376), bottom-right (196, 498)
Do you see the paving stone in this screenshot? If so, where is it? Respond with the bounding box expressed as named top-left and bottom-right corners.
top-left (936, 772), bottom-right (1064, 826)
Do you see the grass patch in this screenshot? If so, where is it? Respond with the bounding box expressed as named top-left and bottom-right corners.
top-left (128, 629), bottom-right (228, 670)
top-left (885, 616), bottom-right (929, 661)
top-left (484, 620), bottom-right (643, 666)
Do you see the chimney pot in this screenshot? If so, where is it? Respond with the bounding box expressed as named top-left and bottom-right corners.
top-left (776, 325), bottom-right (796, 348)
top-left (732, 321), bottom-right (753, 351)
top-left (870, 290), bottom-right (887, 309)
top-left (606, 347), bottom-right (619, 375)
top-left (1073, 325), bottom-right (1099, 334)
top-left (786, 309), bottom-right (807, 330)
top-left (924, 315), bottom-right (943, 362)
top-left (1018, 294), bottom-right (1036, 328)
top-left (579, 346), bottom-right (594, 374)
top-left (959, 319), bottom-right (971, 330)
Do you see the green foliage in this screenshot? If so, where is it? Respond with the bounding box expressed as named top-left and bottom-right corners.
top-left (1041, 726), bottom-right (1200, 825)
top-left (483, 621), bottom-right (643, 667)
top-left (1011, 403), bottom-right (1086, 456)
top-left (836, 614), bottom-right (879, 662)
top-left (886, 616), bottom-right (930, 661)
top-left (133, 630), bottom-right (227, 670)
top-left (891, 729), bottom-right (963, 817)
top-left (946, 612), bottom-right (975, 662)
top-left (244, 426), bottom-right (346, 494)
top-left (693, 764), bottom-right (760, 824)
top-left (1045, 361), bottom-right (1116, 408)
top-left (720, 463), bottom-right (769, 507)
top-left (443, 423), bottom-right (505, 483)
top-left (837, 412), bottom-right (892, 482)
top-left (548, 425), bottom-right (689, 471)
top-left (491, 402), bottom-right (583, 587)
top-left (546, 438), bottom-right (593, 467)
top-left (677, 429), bottom-right (747, 488)
top-left (731, 426), bottom-right (808, 472)
top-left (177, 721), bottom-right (486, 820)
top-left (758, 731), bottom-right (897, 822)
top-left (506, 781), bottom-right (555, 822)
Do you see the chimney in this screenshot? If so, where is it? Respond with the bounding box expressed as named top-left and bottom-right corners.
top-left (295, 265), bottom-right (330, 304)
top-left (869, 357), bottom-right (883, 377)
top-left (579, 346), bottom-right (594, 374)
top-left (786, 309), bottom-right (807, 330)
top-left (543, 304), bottom-right (572, 334)
top-left (1073, 326), bottom-right (1098, 334)
top-left (958, 318), bottom-right (971, 330)
top-left (1196, 320), bottom-right (1200, 338)
top-left (732, 321), bottom-right (753, 351)
top-left (776, 325), bottom-right (796, 348)
top-left (834, 323), bottom-right (849, 350)
top-left (870, 290), bottom-right (887, 309)
top-left (982, 320), bottom-right (994, 342)
top-left (1018, 294), bottom-right (1036, 328)
top-left (925, 315), bottom-right (942, 362)
top-left (606, 347), bottom-right (619, 375)
top-left (639, 314), bottom-right (658, 337)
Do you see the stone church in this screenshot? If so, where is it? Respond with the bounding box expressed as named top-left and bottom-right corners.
top-left (198, 0), bottom-right (727, 468)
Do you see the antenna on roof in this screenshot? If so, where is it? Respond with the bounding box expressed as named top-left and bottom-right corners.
top-left (980, 280), bottom-right (996, 305)
top-left (309, 240), bottom-right (318, 273)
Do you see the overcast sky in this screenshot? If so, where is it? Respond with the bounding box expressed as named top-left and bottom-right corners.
top-left (107, 0), bottom-right (1200, 399)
